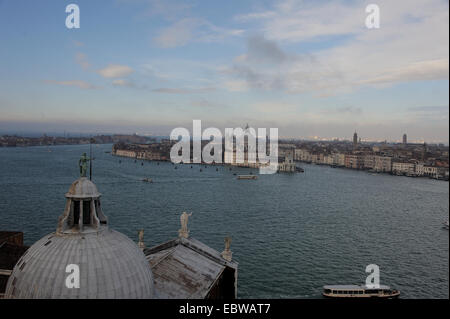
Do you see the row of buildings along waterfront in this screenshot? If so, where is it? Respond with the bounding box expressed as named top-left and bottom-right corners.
top-left (112, 139), bottom-right (297, 172)
top-left (291, 132), bottom-right (449, 180)
top-left (111, 131), bottom-right (448, 179)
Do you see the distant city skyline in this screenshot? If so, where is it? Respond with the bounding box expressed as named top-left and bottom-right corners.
top-left (0, 0), bottom-right (448, 143)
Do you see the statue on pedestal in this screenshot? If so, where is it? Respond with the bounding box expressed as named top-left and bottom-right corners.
top-left (221, 236), bottom-right (233, 261)
top-left (138, 229), bottom-right (146, 250)
top-left (178, 212), bottom-right (192, 239)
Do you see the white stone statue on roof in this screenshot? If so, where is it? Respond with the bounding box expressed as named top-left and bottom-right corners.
top-left (178, 212), bottom-right (192, 239)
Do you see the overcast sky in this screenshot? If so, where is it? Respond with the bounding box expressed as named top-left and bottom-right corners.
top-left (0, 0), bottom-right (448, 143)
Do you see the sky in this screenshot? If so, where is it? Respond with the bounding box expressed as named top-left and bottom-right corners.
top-left (0, 0), bottom-right (448, 143)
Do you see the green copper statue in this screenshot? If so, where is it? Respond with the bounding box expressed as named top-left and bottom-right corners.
top-left (78, 152), bottom-right (91, 177)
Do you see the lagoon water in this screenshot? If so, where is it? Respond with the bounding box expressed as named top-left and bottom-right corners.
top-left (0, 144), bottom-right (448, 298)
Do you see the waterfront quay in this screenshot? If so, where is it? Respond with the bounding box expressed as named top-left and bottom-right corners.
top-left (111, 132), bottom-right (449, 180)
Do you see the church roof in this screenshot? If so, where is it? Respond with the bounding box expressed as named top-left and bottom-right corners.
top-left (5, 175), bottom-right (155, 299)
top-left (144, 237), bottom-right (237, 299)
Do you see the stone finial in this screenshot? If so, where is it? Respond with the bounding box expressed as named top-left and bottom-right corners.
top-left (138, 229), bottom-right (146, 250)
top-left (221, 236), bottom-right (232, 261)
top-left (178, 212), bottom-right (192, 239)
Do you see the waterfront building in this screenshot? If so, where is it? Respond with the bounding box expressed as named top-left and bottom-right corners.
top-left (333, 153), bottom-right (346, 167)
top-left (423, 165), bottom-right (439, 178)
top-left (114, 149), bottom-right (137, 158)
top-left (415, 163), bottom-right (425, 176)
top-left (345, 154), bottom-right (363, 169)
top-left (363, 155), bottom-right (375, 170)
top-left (403, 134), bottom-right (407, 145)
top-left (373, 156), bottom-right (392, 173)
top-left (278, 148), bottom-right (296, 172)
top-left (392, 162), bottom-right (416, 175)
top-left (295, 149), bottom-right (311, 162)
top-left (323, 155), bottom-right (334, 165)
top-left (353, 132), bottom-right (358, 148)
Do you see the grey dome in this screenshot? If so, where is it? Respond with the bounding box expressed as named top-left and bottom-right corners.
top-left (5, 176), bottom-right (155, 299)
top-left (5, 229), bottom-right (155, 299)
top-left (66, 177), bottom-right (101, 199)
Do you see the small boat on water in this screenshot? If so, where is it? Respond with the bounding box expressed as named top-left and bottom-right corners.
top-left (237, 175), bottom-right (258, 180)
top-left (142, 178), bottom-right (153, 183)
top-left (443, 221), bottom-right (449, 230)
top-left (323, 285), bottom-right (400, 298)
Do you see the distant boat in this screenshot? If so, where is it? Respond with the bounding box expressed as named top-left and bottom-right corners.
top-left (142, 178), bottom-right (153, 183)
top-left (443, 221), bottom-right (449, 230)
top-left (237, 175), bottom-right (258, 180)
top-left (323, 285), bottom-right (400, 298)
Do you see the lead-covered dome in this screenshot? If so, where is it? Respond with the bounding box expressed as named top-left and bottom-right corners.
top-left (65, 177), bottom-right (101, 199)
top-left (5, 177), bottom-right (155, 299)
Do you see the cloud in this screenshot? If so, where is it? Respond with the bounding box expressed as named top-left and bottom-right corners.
top-left (335, 106), bottom-right (363, 115)
top-left (360, 59), bottom-right (449, 85)
top-left (406, 105), bottom-right (449, 121)
top-left (154, 18), bottom-right (198, 48)
top-left (131, 0), bottom-right (194, 21)
top-left (229, 0), bottom-right (449, 94)
top-left (154, 18), bottom-right (243, 48)
top-left (97, 64), bottom-right (134, 78)
top-left (408, 106), bottom-right (449, 113)
top-left (112, 79), bottom-right (139, 88)
top-left (152, 87), bottom-right (216, 94)
top-left (44, 80), bottom-right (99, 89)
top-left (223, 35), bottom-right (326, 93)
top-left (223, 80), bottom-right (249, 92)
top-left (73, 40), bottom-right (84, 47)
top-left (246, 35), bottom-right (289, 64)
top-left (75, 52), bottom-right (90, 70)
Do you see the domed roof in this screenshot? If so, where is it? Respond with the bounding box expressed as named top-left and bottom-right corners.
top-left (5, 229), bottom-right (155, 299)
top-left (65, 177), bottom-right (101, 199)
top-left (5, 174), bottom-right (155, 299)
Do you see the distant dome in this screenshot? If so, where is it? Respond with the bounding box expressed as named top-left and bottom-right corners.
top-left (66, 177), bottom-right (101, 199)
top-left (5, 175), bottom-right (155, 299)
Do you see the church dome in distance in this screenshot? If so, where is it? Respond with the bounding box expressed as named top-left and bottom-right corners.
top-left (5, 174), bottom-right (155, 299)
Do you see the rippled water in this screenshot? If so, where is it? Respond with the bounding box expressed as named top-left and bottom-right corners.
top-left (0, 144), bottom-right (448, 298)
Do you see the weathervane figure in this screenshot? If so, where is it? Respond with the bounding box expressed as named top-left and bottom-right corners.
top-left (78, 152), bottom-right (90, 177)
